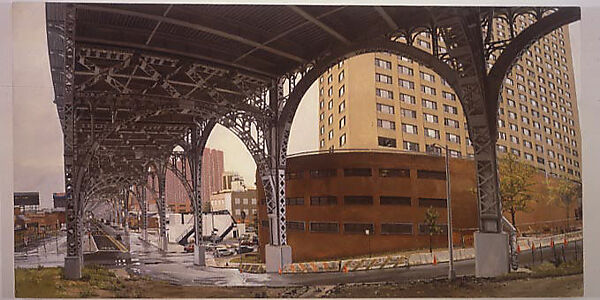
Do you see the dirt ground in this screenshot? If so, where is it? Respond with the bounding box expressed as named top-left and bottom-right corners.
top-left (325, 274), bottom-right (582, 298)
top-left (15, 261), bottom-right (583, 298)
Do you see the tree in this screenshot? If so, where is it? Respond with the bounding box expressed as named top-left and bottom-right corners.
top-left (547, 178), bottom-right (582, 229)
top-left (424, 206), bottom-right (442, 253)
top-left (498, 152), bottom-right (537, 228)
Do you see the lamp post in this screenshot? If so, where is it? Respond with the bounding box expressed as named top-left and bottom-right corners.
top-left (365, 229), bottom-right (371, 258)
top-left (427, 143), bottom-right (456, 281)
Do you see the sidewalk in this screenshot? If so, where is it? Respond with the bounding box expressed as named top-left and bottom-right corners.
top-left (278, 230), bottom-right (583, 274)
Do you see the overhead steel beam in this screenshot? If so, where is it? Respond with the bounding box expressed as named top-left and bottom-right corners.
top-left (288, 6), bottom-right (351, 45)
top-left (234, 6), bottom-right (347, 63)
top-left (374, 7), bottom-right (399, 30)
top-left (77, 38), bottom-right (278, 79)
top-left (145, 5), bottom-right (173, 45)
top-left (76, 4), bottom-right (306, 63)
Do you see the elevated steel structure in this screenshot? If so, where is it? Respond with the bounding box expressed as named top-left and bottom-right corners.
top-left (45, 4), bottom-right (580, 279)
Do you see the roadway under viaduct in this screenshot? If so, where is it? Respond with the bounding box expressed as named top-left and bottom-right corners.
top-left (45, 3), bottom-right (580, 279)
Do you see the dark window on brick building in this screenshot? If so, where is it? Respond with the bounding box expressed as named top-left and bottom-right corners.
top-left (417, 170), bottom-right (446, 180)
top-left (309, 169), bottom-right (337, 178)
top-left (378, 136), bottom-right (397, 148)
top-left (260, 220), bottom-right (269, 227)
top-left (287, 221), bottom-right (305, 231)
top-left (344, 168), bottom-right (372, 176)
top-left (381, 223), bottom-right (413, 234)
top-left (310, 196), bottom-right (337, 205)
top-left (418, 198), bottom-right (447, 207)
top-left (343, 223), bottom-right (374, 234)
top-left (344, 196), bottom-right (373, 205)
top-left (380, 196), bottom-right (411, 206)
top-left (287, 197), bottom-right (305, 205)
top-left (310, 222), bottom-right (339, 233)
top-left (418, 223), bottom-right (448, 235)
top-left (286, 171), bottom-right (303, 180)
top-left (379, 168), bottom-right (410, 177)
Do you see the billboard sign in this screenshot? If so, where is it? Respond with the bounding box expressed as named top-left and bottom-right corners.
top-left (53, 192), bottom-right (67, 208)
top-left (14, 192), bottom-right (40, 206)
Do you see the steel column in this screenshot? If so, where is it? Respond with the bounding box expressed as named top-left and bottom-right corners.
top-left (190, 124), bottom-right (206, 266)
top-left (59, 3), bottom-right (83, 280)
top-left (156, 163), bottom-right (168, 253)
top-left (141, 185), bottom-right (148, 242)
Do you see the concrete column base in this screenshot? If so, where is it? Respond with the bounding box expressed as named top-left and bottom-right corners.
top-left (193, 245), bottom-right (206, 266)
top-left (161, 236), bottom-right (168, 252)
top-left (475, 231), bottom-right (509, 278)
top-left (64, 256), bottom-right (82, 279)
top-left (265, 245), bottom-right (292, 273)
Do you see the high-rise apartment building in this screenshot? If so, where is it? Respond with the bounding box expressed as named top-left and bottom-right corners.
top-left (143, 148), bottom-right (225, 213)
top-left (318, 22), bottom-right (582, 180)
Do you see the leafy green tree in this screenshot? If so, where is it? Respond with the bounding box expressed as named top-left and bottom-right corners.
top-left (498, 152), bottom-right (537, 228)
top-left (548, 178), bottom-right (582, 229)
top-left (424, 206), bottom-right (442, 253)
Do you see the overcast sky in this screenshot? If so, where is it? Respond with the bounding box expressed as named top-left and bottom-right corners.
top-left (10, 2), bottom-right (582, 209)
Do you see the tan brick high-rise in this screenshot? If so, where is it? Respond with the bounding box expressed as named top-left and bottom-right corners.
top-left (318, 23), bottom-right (582, 180)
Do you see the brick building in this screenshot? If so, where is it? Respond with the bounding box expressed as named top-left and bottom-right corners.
top-left (257, 151), bottom-right (579, 262)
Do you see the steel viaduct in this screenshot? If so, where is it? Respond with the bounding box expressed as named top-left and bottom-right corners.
top-left (45, 4), bottom-right (580, 279)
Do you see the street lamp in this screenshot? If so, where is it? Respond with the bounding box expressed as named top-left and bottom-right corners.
top-left (365, 229), bottom-right (371, 258)
top-left (427, 143), bottom-right (456, 281)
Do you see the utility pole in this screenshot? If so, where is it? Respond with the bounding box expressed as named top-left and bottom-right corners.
top-left (428, 143), bottom-right (455, 281)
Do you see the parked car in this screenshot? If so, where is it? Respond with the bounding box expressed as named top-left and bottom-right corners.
top-left (214, 247), bottom-right (234, 257)
top-left (205, 243), bottom-right (217, 252)
top-left (236, 245), bottom-right (254, 254)
top-left (184, 243), bottom-right (194, 253)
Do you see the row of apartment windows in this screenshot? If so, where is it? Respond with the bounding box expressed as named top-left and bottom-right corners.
top-left (285, 168), bottom-right (445, 180)
top-left (377, 137), bottom-right (466, 157)
top-left (377, 93), bottom-right (459, 114)
top-left (496, 145), bottom-right (581, 177)
top-left (264, 221), bottom-right (449, 235)
top-left (233, 198), bottom-right (257, 205)
top-left (319, 85), bottom-right (346, 98)
top-left (497, 112), bottom-right (578, 141)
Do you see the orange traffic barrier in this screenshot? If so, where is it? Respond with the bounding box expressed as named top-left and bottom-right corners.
top-left (343, 265), bottom-right (348, 273)
top-left (550, 239), bottom-right (555, 248)
top-left (278, 268), bottom-right (282, 275)
top-left (517, 244), bottom-right (521, 253)
top-left (564, 237), bottom-right (568, 246)
top-left (433, 255), bottom-right (437, 265)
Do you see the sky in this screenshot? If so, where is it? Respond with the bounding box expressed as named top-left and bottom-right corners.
top-left (11, 2), bottom-right (318, 208)
top-left (9, 3), bottom-right (583, 209)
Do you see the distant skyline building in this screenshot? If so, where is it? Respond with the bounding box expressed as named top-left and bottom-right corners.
top-left (318, 22), bottom-right (582, 180)
top-left (142, 148), bottom-right (225, 213)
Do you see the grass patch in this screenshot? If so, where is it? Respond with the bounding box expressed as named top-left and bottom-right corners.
top-left (15, 265), bottom-right (128, 298)
top-left (15, 267), bottom-right (67, 298)
top-left (502, 259), bottom-right (583, 281)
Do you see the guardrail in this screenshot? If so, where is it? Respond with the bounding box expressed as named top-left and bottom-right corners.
top-left (239, 263), bottom-right (266, 273)
top-left (517, 230), bottom-right (582, 251)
